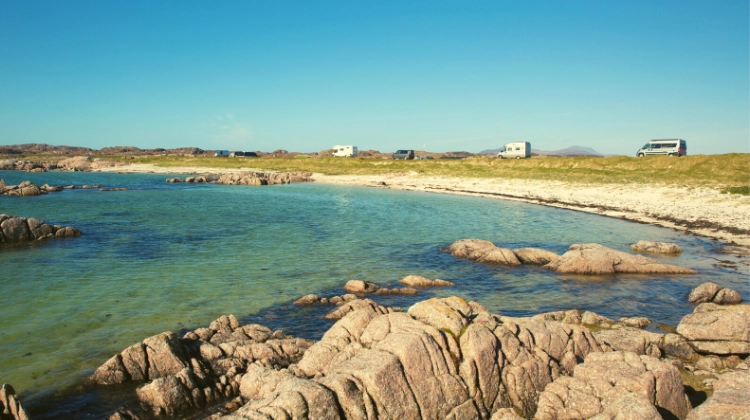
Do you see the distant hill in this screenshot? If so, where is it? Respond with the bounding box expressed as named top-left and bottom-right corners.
top-left (478, 145), bottom-right (603, 157)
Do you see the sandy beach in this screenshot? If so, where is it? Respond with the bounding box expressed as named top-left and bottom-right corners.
top-left (96, 163), bottom-right (750, 246)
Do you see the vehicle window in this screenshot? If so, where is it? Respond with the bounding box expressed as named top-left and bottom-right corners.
top-left (666, 143), bottom-right (676, 148)
top-left (515, 147), bottom-right (520, 150)
top-left (652, 144), bottom-right (661, 149)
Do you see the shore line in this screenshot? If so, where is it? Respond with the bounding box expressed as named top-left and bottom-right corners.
top-left (89, 164), bottom-right (750, 246)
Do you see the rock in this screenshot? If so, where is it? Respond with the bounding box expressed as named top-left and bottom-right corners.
top-left (662, 333), bottom-right (698, 361)
top-left (531, 309), bottom-right (582, 324)
top-left (1, 217), bottom-right (30, 242)
top-left (581, 311), bottom-right (615, 327)
top-left (136, 368), bottom-right (199, 416)
top-left (676, 303), bottom-right (750, 355)
top-left (343, 279), bottom-right (380, 294)
top-left (687, 282), bottom-right (722, 303)
top-left (374, 287), bottom-right (418, 295)
top-left (444, 239), bottom-right (522, 266)
top-left (535, 351), bottom-right (690, 420)
top-left (398, 275), bottom-right (454, 287)
top-left (593, 327), bottom-right (664, 356)
top-left (324, 298), bottom-right (397, 320)
top-left (686, 371), bottom-right (750, 419)
top-left (215, 171), bottom-right (313, 186)
top-left (714, 245), bottom-right (750, 258)
top-left (714, 288), bottom-right (743, 304)
top-left (54, 226), bottom-right (82, 238)
top-left (544, 243), bottom-right (696, 275)
top-left (57, 156), bottom-right (92, 171)
top-left (619, 317), bottom-right (651, 329)
top-left (0, 384), bottom-right (30, 420)
top-left (512, 248), bottom-right (560, 265)
top-left (631, 240), bottom-right (683, 254)
top-left (293, 294), bottom-right (319, 305)
top-left (166, 177), bottom-right (182, 183)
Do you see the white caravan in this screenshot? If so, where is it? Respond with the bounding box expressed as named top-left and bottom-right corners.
top-left (636, 139), bottom-right (687, 157)
top-left (332, 145), bottom-right (358, 157)
top-left (497, 142), bottom-right (531, 159)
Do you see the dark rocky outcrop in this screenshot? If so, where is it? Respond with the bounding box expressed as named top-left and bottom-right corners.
top-left (544, 243), bottom-right (695, 275)
top-left (0, 214), bottom-right (81, 244)
top-left (0, 384), bottom-right (29, 420)
top-left (631, 240), bottom-right (683, 255)
top-left (687, 282), bottom-right (743, 304)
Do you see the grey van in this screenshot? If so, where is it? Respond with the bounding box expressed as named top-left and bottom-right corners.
top-left (636, 139), bottom-right (687, 157)
top-left (392, 150), bottom-right (415, 159)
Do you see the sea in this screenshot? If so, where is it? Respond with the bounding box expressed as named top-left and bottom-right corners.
top-left (0, 170), bottom-right (746, 418)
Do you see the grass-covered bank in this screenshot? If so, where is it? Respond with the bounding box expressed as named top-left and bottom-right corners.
top-left (127, 154), bottom-right (749, 187)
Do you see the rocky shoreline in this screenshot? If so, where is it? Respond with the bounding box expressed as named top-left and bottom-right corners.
top-left (0, 214), bottom-right (81, 243)
top-left (2, 275), bottom-right (747, 420)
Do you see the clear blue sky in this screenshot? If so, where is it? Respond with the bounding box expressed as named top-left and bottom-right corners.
top-left (1, 1), bottom-right (747, 155)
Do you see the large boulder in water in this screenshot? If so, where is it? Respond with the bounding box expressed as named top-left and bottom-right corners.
top-left (512, 247), bottom-right (560, 265)
top-left (687, 282), bottom-right (743, 304)
top-left (444, 239), bottom-right (521, 266)
top-left (544, 243), bottom-right (695, 275)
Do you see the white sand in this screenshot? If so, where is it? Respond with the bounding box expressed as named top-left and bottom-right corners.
top-left (95, 164), bottom-right (750, 246)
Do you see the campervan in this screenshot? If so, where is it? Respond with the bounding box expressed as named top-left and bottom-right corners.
top-left (497, 142), bottom-right (531, 159)
top-left (332, 145), bottom-right (358, 157)
top-left (214, 150), bottom-right (230, 157)
top-left (636, 139), bottom-right (687, 157)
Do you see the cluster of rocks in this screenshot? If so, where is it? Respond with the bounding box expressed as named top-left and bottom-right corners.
top-left (0, 384), bottom-right (29, 420)
top-left (0, 159), bottom-right (54, 172)
top-left (294, 276), bottom-right (455, 319)
top-left (0, 214), bottom-right (81, 243)
top-left (5, 284), bottom-right (748, 419)
top-left (90, 314), bottom-right (314, 416)
top-left (445, 239), bottom-right (696, 275)
top-left (166, 176), bottom-right (211, 183)
top-left (0, 180), bottom-right (63, 196)
top-left (215, 171), bottom-right (313, 186)
top-left (687, 281), bottom-right (743, 305)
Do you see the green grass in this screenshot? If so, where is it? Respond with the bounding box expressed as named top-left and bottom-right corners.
top-left (721, 185), bottom-right (750, 195)
top-left (124, 154), bottom-right (749, 186)
top-left (6, 152), bottom-right (749, 186)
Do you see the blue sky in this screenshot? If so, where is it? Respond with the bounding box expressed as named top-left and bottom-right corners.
top-left (0, 1), bottom-right (747, 155)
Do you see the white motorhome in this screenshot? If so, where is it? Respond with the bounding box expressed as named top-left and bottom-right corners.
top-left (497, 142), bottom-right (531, 159)
top-left (332, 145), bottom-right (358, 157)
top-left (636, 139), bottom-right (687, 157)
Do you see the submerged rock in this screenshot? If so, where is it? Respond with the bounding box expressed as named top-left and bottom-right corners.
top-left (631, 240), bottom-right (683, 254)
top-left (398, 275), bottom-right (455, 287)
top-left (444, 239), bottom-right (522, 266)
top-left (544, 243), bottom-right (696, 275)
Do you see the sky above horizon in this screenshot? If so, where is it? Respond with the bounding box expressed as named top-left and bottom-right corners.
top-left (1, 1), bottom-right (747, 155)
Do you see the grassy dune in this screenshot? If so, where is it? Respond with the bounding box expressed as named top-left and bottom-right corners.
top-left (129, 154), bottom-right (750, 187)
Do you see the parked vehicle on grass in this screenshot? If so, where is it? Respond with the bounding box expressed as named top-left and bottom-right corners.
top-left (392, 150), bottom-right (415, 159)
top-left (497, 142), bottom-right (531, 159)
top-left (332, 145), bottom-right (358, 157)
top-left (636, 139), bottom-right (687, 157)
top-left (214, 150), bottom-right (230, 157)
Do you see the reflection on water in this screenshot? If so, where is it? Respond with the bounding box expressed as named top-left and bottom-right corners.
top-left (0, 170), bottom-right (746, 418)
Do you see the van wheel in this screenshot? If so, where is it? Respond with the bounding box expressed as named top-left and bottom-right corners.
top-left (516, 156), bottom-right (521, 159)
top-left (638, 153), bottom-right (645, 157)
top-left (668, 153), bottom-right (675, 157)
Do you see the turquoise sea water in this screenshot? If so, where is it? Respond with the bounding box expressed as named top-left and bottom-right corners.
top-left (0, 170), bottom-right (747, 418)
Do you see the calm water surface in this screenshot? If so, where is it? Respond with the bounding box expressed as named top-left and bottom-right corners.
top-left (0, 170), bottom-right (746, 417)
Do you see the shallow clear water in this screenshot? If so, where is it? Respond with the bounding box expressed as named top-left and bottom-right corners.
top-left (0, 170), bottom-right (747, 417)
